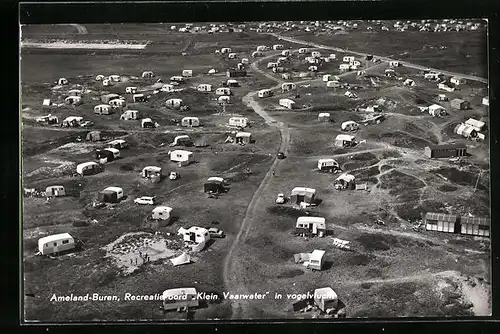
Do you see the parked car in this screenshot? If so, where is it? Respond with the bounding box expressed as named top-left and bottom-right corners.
top-left (80, 120), bottom-right (94, 127)
top-left (134, 196), bottom-right (156, 205)
top-left (169, 172), bottom-right (179, 180)
top-left (275, 193), bottom-right (286, 204)
top-left (208, 227), bottom-right (225, 238)
top-left (277, 152), bottom-right (286, 159)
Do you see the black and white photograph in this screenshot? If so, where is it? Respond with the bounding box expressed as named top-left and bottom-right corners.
top-left (20, 18), bottom-right (491, 321)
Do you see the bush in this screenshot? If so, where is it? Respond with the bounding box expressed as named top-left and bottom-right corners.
top-left (73, 220), bottom-right (89, 227)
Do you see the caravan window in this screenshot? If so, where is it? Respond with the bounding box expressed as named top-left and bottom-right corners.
top-left (196, 234), bottom-right (202, 238)
top-left (62, 240), bottom-right (69, 244)
top-left (53, 242), bottom-right (57, 246)
top-left (310, 260), bottom-right (319, 264)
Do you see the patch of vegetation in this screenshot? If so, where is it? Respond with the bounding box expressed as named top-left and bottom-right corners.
top-left (438, 184), bottom-right (458, 192)
top-left (267, 206), bottom-right (304, 219)
top-left (431, 167), bottom-right (487, 191)
top-left (379, 282), bottom-right (418, 300)
top-left (378, 150), bottom-right (402, 159)
top-left (366, 268), bottom-right (383, 278)
top-left (360, 282), bottom-right (373, 289)
top-left (73, 220), bottom-right (89, 227)
top-left (380, 170), bottom-right (425, 198)
top-left (380, 164), bottom-right (393, 173)
top-left (348, 254), bottom-right (374, 266)
top-left (357, 234), bottom-right (399, 252)
top-left (379, 132), bottom-right (433, 148)
top-left (352, 152), bottom-right (377, 161)
top-left (276, 269), bottom-right (304, 278)
top-left (354, 166), bottom-right (379, 179)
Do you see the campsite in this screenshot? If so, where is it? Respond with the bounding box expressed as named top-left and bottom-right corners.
top-left (21, 20), bottom-right (490, 321)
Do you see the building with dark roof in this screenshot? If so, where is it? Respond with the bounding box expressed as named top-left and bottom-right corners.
top-left (424, 144), bottom-right (467, 159)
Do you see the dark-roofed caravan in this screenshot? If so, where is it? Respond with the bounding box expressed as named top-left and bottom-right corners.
top-left (424, 144), bottom-right (467, 159)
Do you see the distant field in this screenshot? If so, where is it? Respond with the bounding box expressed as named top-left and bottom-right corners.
top-left (287, 30), bottom-right (487, 77)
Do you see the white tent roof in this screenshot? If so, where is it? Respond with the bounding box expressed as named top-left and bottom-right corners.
top-left (342, 120), bottom-right (358, 126)
top-left (167, 98), bottom-right (183, 103)
top-left (318, 158), bottom-right (337, 164)
top-left (142, 118), bottom-right (153, 123)
top-left (207, 177), bottom-right (224, 183)
top-left (108, 139), bottom-right (126, 145)
top-left (229, 116), bottom-right (248, 121)
top-left (429, 104), bottom-right (444, 110)
top-left (95, 104), bottom-right (111, 108)
top-left (291, 187), bottom-right (316, 195)
top-left (182, 116), bottom-right (199, 121)
top-left (143, 165), bottom-right (162, 172)
top-left (170, 253), bottom-right (191, 266)
top-left (77, 161), bottom-right (98, 169)
top-left (187, 226), bottom-right (208, 234)
top-left (336, 134), bottom-right (355, 141)
top-left (296, 216), bottom-right (325, 225)
top-left (236, 132), bottom-right (251, 137)
top-left (170, 149), bottom-right (193, 156)
top-left (174, 135), bottom-right (190, 140)
top-left (64, 116), bottom-right (83, 122)
top-left (318, 113), bottom-right (330, 117)
top-left (336, 174), bottom-right (355, 182)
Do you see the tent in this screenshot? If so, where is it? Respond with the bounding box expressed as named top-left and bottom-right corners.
top-left (170, 252), bottom-right (191, 266)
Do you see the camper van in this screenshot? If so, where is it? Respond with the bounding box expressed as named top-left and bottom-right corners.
top-left (281, 82), bottom-right (296, 92)
top-left (229, 117), bottom-right (249, 128)
top-left (141, 118), bottom-right (158, 128)
top-left (109, 98), bottom-right (126, 108)
top-left (142, 71), bottom-right (154, 78)
top-left (279, 98), bottom-right (296, 110)
top-left (98, 187), bottom-right (124, 203)
top-left (317, 159), bottom-right (340, 172)
top-left (94, 104), bottom-right (112, 115)
top-left (120, 110), bottom-right (139, 120)
top-left (165, 98), bottom-right (183, 109)
top-left (181, 117), bottom-right (200, 127)
top-left (161, 84), bottom-right (175, 92)
top-left (141, 166), bottom-right (162, 179)
top-left (258, 89), bottom-right (273, 98)
top-left (45, 185), bottom-right (66, 197)
top-left (197, 84), bottom-right (212, 92)
top-left (169, 150), bottom-right (194, 166)
top-left (341, 121), bottom-right (359, 131)
top-left (170, 76), bottom-right (185, 83)
top-left (152, 206), bottom-right (173, 221)
top-left (125, 86), bottom-right (137, 94)
top-left (65, 96), bottom-right (82, 105)
top-left (216, 87), bottom-right (231, 96)
top-left (76, 161), bottom-right (101, 176)
top-left (162, 288), bottom-right (199, 311)
top-left (38, 233), bottom-right (75, 255)
top-left (182, 69), bottom-right (193, 77)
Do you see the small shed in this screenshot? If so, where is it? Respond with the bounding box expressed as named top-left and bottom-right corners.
top-left (424, 144), bottom-right (467, 158)
top-left (235, 132), bottom-right (252, 144)
top-left (482, 96), bottom-right (489, 106)
top-left (450, 98), bottom-right (469, 110)
top-left (45, 185), bottom-right (66, 197)
top-left (142, 166), bottom-right (162, 178)
top-left (38, 233), bottom-right (75, 255)
top-left (76, 161), bottom-right (101, 176)
top-left (229, 117), bottom-right (249, 128)
top-left (181, 117), bottom-right (200, 127)
top-left (290, 187), bottom-right (316, 205)
top-left (460, 216), bottom-right (490, 237)
top-left (295, 216), bottom-right (325, 236)
top-left (120, 109), bottom-right (140, 120)
top-left (86, 130), bottom-right (102, 142)
top-left (335, 134), bottom-right (356, 147)
top-left (341, 121), bottom-right (359, 131)
top-left (42, 99), bottom-right (51, 106)
top-left (169, 150), bottom-right (194, 166)
top-left (318, 113), bottom-right (330, 122)
top-left (152, 206), bottom-right (173, 221)
top-left (98, 186), bottom-right (124, 203)
top-left (313, 287), bottom-right (338, 313)
top-left (94, 104), bottom-right (112, 115)
top-left (226, 70), bottom-right (247, 78)
top-left (279, 98), bottom-right (296, 109)
top-left (204, 177), bottom-right (225, 193)
top-left (425, 212), bottom-right (458, 233)
top-left (334, 174), bottom-right (356, 190)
